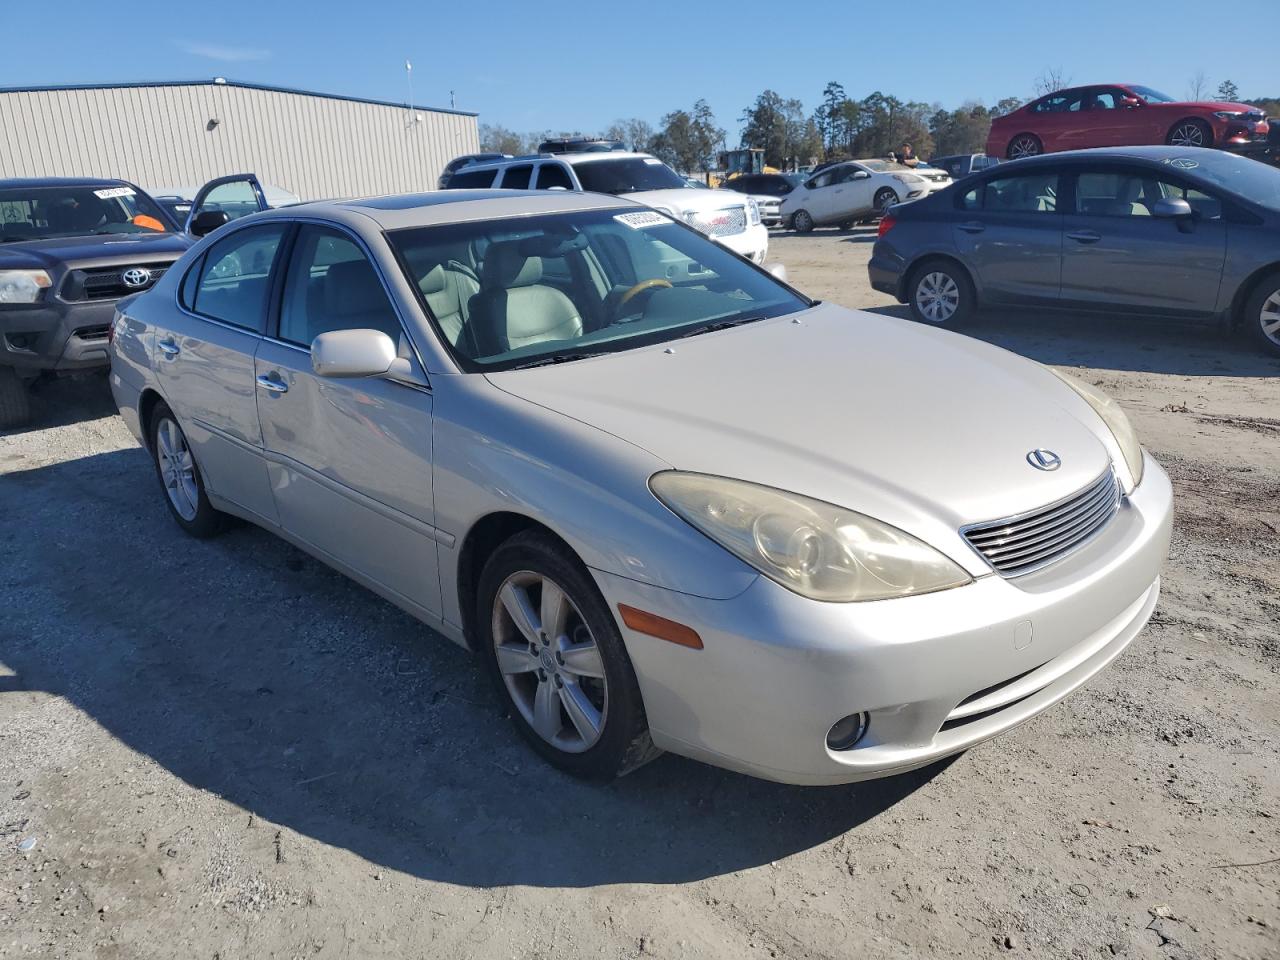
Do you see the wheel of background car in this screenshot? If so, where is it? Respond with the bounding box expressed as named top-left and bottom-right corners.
top-left (1167, 119), bottom-right (1212, 148)
top-left (874, 188), bottom-right (898, 215)
top-left (791, 209), bottom-right (814, 233)
top-left (615, 277), bottom-right (672, 311)
top-left (837, 220), bottom-right (854, 230)
top-left (909, 259), bottom-right (975, 328)
top-left (0, 366), bottom-right (32, 429)
top-left (149, 402), bottom-right (226, 538)
top-left (478, 529), bottom-right (658, 780)
top-left (1244, 272), bottom-right (1280, 358)
top-left (1007, 134), bottom-right (1042, 160)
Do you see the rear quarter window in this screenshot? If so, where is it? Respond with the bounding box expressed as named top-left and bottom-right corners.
top-left (446, 169), bottom-right (498, 189)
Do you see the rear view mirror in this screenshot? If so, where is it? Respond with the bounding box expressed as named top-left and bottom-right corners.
top-left (767, 263), bottom-right (789, 283)
top-left (190, 209), bottom-right (230, 237)
top-left (1151, 197), bottom-right (1193, 219)
top-left (311, 329), bottom-right (397, 378)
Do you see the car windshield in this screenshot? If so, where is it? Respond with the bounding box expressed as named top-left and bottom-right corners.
top-left (389, 208), bottom-right (808, 372)
top-left (1131, 86), bottom-right (1175, 104)
top-left (573, 158), bottom-right (688, 194)
top-left (0, 184), bottom-right (173, 242)
top-left (1178, 153), bottom-right (1280, 212)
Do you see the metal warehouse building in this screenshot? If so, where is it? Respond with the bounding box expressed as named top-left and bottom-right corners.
top-left (0, 78), bottom-right (478, 201)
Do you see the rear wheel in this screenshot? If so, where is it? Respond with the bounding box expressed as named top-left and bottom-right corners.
top-left (908, 259), bottom-right (975, 328)
top-left (1167, 118), bottom-right (1212, 148)
top-left (0, 366), bottom-right (31, 429)
top-left (478, 530), bottom-right (657, 781)
top-left (148, 402), bottom-right (226, 538)
top-left (791, 209), bottom-right (815, 233)
top-left (1244, 272), bottom-right (1280, 357)
top-left (1007, 133), bottom-right (1042, 160)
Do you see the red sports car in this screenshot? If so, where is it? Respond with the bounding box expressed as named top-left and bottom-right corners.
top-left (987, 84), bottom-right (1269, 160)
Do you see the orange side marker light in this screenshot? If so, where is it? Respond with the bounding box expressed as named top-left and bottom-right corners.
top-left (618, 604), bottom-right (703, 650)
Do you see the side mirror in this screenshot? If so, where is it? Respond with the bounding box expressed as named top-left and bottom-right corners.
top-left (311, 328), bottom-right (397, 378)
top-left (1120, 96), bottom-right (1142, 108)
top-left (1151, 197), bottom-right (1193, 219)
top-left (852, 170), bottom-right (871, 180)
top-left (766, 263), bottom-right (789, 283)
top-left (190, 209), bottom-right (230, 237)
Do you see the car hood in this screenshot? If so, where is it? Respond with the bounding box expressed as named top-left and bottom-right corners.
top-left (1176, 99), bottom-right (1258, 113)
top-left (0, 232), bottom-right (192, 269)
top-left (486, 303), bottom-right (1117, 565)
top-left (625, 188), bottom-right (749, 215)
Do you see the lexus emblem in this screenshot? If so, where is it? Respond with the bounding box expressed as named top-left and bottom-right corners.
top-left (121, 267), bottom-right (152, 288)
top-left (1026, 449), bottom-right (1062, 471)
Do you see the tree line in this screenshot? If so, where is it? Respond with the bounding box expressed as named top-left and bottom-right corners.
top-left (479, 75), bottom-right (1277, 175)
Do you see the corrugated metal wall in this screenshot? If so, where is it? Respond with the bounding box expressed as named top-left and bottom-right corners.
top-left (0, 82), bottom-right (479, 201)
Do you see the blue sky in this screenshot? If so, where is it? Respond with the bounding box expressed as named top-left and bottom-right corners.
top-left (4, 0), bottom-right (1276, 136)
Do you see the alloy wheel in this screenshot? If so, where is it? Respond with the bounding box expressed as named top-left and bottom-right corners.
top-left (1008, 135), bottom-right (1040, 159)
top-left (876, 190), bottom-right (897, 214)
top-left (915, 271), bottom-right (960, 323)
top-left (491, 571), bottom-right (608, 754)
top-left (1169, 122), bottom-right (1205, 147)
top-left (155, 417), bottom-right (199, 521)
top-left (1260, 290), bottom-right (1280, 347)
top-left (792, 210), bottom-right (813, 232)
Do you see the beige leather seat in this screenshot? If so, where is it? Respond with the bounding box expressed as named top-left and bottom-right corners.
top-left (419, 263), bottom-right (479, 350)
top-left (1103, 179), bottom-right (1149, 217)
top-left (469, 241), bottom-right (583, 356)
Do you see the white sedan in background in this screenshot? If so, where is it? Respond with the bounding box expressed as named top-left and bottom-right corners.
top-left (781, 160), bottom-right (951, 232)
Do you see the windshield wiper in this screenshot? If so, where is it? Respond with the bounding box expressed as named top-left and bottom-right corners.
top-left (675, 316), bottom-right (767, 340)
top-left (509, 352), bottom-right (595, 370)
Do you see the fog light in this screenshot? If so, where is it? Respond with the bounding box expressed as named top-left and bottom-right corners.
top-left (826, 712), bottom-right (870, 751)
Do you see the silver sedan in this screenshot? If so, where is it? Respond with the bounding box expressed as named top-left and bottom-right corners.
top-left (109, 185), bottom-right (1172, 785)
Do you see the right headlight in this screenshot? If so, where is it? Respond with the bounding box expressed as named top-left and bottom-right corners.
top-left (650, 472), bottom-right (972, 602)
top-left (0, 269), bottom-right (52, 304)
top-left (1048, 368), bottom-right (1145, 490)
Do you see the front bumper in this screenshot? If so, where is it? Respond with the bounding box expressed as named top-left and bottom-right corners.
top-left (0, 300), bottom-right (117, 373)
top-left (596, 453), bottom-right (1172, 785)
top-left (716, 223), bottom-right (770, 264)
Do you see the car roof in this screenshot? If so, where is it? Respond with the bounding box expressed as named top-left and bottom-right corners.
top-left (252, 188), bottom-right (639, 231)
top-left (0, 176), bottom-right (131, 189)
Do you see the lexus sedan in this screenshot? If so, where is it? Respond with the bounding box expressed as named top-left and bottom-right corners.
top-left (110, 188), bottom-right (1171, 785)
top-left (870, 146), bottom-right (1280, 357)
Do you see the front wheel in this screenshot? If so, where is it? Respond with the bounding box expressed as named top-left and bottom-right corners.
top-left (791, 209), bottom-right (814, 233)
top-left (874, 188), bottom-right (899, 216)
top-left (908, 259), bottom-right (975, 328)
top-left (149, 402), bottom-right (226, 538)
top-left (478, 530), bottom-right (658, 780)
top-left (1006, 133), bottom-right (1042, 160)
top-left (1244, 272), bottom-right (1280, 357)
top-left (1167, 118), bottom-right (1212, 148)
top-left (0, 366), bottom-right (31, 429)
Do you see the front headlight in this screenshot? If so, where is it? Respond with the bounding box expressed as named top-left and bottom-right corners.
top-left (0, 269), bottom-right (52, 304)
top-left (892, 173), bottom-right (924, 184)
top-left (1213, 110), bottom-right (1244, 120)
top-left (1048, 368), bottom-right (1145, 490)
top-left (651, 472), bottom-right (972, 602)
top-left (746, 198), bottom-right (761, 225)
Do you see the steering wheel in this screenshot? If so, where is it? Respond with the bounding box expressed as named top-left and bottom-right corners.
top-left (615, 278), bottom-right (672, 312)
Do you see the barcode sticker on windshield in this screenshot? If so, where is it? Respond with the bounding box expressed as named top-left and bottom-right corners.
top-left (614, 211), bottom-right (670, 230)
top-left (93, 186), bottom-right (136, 199)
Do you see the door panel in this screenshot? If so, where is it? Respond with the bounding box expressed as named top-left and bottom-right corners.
top-left (187, 174), bottom-right (270, 233)
top-left (953, 171), bottom-right (1064, 304)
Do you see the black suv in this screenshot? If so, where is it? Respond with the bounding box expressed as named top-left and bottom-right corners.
top-left (0, 174), bottom-right (274, 427)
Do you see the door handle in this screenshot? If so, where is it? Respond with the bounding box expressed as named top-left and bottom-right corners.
top-left (256, 373), bottom-right (288, 394)
top-left (958, 221), bottom-right (985, 234)
top-left (158, 339), bottom-right (180, 357)
top-left (1067, 230), bottom-right (1101, 243)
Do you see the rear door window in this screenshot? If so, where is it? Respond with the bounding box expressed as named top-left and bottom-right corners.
top-left (500, 165), bottom-right (534, 190)
top-left (187, 223), bottom-right (288, 331)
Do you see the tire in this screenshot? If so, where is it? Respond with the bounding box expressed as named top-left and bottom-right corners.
top-left (477, 529), bottom-right (658, 781)
top-left (1243, 272), bottom-right (1280, 358)
top-left (148, 401), bottom-right (226, 538)
top-left (1006, 133), bottom-right (1042, 160)
top-left (908, 258), bottom-right (975, 328)
top-left (0, 366), bottom-right (31, 429)
top-left (874, 188), bottom-right (899, 216)
top-left (791, 209), bottom-right (814, 233)
top-left (837, 220), bottom-right (854, 230)
top-left (1167, 118), bottom-right (1212, 148)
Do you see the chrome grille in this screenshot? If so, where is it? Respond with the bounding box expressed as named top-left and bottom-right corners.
top-left (61, 262), bottom-right (174, 301)
top-left (962, 469), bottom-right (1121, 577)
top-left (687, 206), bottom-right (747, 238)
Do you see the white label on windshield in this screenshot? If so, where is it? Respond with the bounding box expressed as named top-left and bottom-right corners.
top-left (93, 186), bottom-right (136, 199)
top-left (614, 211), bottom-right (670, 229)
top-left (643, 157), bottom-right (663, 165)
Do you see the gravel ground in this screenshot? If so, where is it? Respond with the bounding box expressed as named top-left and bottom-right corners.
top-left (2, 228), bottom-right (1278, 959)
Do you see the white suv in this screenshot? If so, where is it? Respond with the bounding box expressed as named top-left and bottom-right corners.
top-left (446, 152), bottom-right (770, 263)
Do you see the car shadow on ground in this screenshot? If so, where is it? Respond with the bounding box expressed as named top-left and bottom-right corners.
top-left (0, 373), bottom-right (118, 439)
top-left (2, 446), bottom-right (948, 889)
top-left (863, 305), bottom-right (1280, 378)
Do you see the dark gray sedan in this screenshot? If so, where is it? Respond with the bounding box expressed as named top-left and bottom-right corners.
top-left (869, 146), bottom-right (1280, 356)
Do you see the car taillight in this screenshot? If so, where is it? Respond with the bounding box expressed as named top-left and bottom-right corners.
top-left (878, 215), bottom-right (898, 238)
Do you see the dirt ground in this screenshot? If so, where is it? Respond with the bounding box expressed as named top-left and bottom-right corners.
top-left (2, 228), bottom-right (1278, 960)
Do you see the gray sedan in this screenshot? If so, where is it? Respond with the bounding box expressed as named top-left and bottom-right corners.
top-left (110, 186), bottom-right (1171, 785)
top-left (869, 146), bottom-right (1280, 356)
